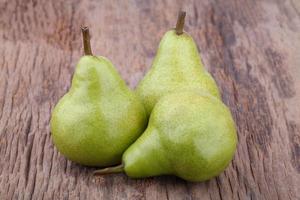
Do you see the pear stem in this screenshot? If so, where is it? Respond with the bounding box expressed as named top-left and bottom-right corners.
top-left (175, 11), bottom-right (186, 35)
top-left (81, 26), bottom-right (93, 56)
top-left (93, 164), bottom-right (124, 176)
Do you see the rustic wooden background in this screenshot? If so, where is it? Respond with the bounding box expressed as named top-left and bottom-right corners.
top-left (0, 0), bottom-right (300, 199)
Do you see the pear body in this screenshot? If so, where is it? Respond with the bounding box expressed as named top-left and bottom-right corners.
top-left (122, 91), bottom-right (237, 181)
top-left (51, 56), bottom-right (147, 167)
top-left (136, 30), bottom-right (221, 116)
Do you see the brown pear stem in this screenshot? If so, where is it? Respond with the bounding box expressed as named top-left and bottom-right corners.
top-left (81, 26), bottom-right (93, 56)
top-left (175, 11), bottom-right (186, 35)
top-left (93, 164), bottom-right (124, 176)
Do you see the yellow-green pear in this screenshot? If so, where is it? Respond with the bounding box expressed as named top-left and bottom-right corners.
top-left (50, 27), bottom-right (147, 167)
top-left (136, 12), bottom-right (221, 116)
top-left (94, 91), bottom-right (237, 182)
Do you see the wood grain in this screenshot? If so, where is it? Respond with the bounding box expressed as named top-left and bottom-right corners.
top-left (0, 0), bottom-right (300, 199)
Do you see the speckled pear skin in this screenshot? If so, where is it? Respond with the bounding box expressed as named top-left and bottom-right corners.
top-left (122, 91), bottom-right (237, 182)
top-left (50, 56), bottom-right (147, 167)
top-left (136, 30), bottom-right (221, 116)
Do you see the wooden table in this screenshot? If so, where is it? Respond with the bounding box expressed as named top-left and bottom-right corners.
top-left (1, 0), bottom-right (299, 199)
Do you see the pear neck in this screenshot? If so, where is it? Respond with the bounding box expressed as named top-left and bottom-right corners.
top-left (94, 164), bottom-right (124, 176)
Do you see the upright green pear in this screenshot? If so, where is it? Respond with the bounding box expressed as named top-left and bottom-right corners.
top-left (136, 12), bottom-right (221, 116)
top-left (50, 27), bottom-right (147, 167)
top-left (94, 91), bottom-right (237, 182)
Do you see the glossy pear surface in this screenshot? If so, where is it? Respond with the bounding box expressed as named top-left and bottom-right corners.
top-left (136, 30), bottom-right (221, 116)
top-left (51, 56), bottom-right (147, 167)
top-left (122, 91), bottom-right (237, 182)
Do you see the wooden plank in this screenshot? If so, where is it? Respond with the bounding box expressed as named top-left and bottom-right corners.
top-left (0, 0), bottom-right (299, 199)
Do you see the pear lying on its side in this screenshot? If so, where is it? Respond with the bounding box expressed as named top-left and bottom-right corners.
top-left (50, 27), bottom-right (147, 167)
top-left (136, 12), bottom-right (221, 116)
top-left (94, 91), bottom-right (237, 182)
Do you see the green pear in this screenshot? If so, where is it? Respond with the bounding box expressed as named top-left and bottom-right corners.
top-left (136, 12), bottom-right (221, 116)
top-left (94, 91), bottom-right (237, 182)
top-left (50, 27), bottom-right (147, 167)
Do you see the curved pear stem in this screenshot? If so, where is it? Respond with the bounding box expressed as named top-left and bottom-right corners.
top-left (93, 164), bottom-right (124, 176)
top-left (175, 11), bottom-right (186, 35)
top-left (81, 26), bottom-right (93, 56)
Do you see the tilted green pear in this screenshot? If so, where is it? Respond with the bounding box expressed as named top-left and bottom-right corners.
top-left (94, 91), bottom-right (237, 182)
top-left (136, 12), bottom-right (220, 116)
top-left (50, 27), bottom-right (147, 167)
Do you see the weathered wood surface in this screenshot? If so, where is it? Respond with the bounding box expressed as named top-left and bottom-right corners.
top-left (0, 0), bottom-right (300, 199)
